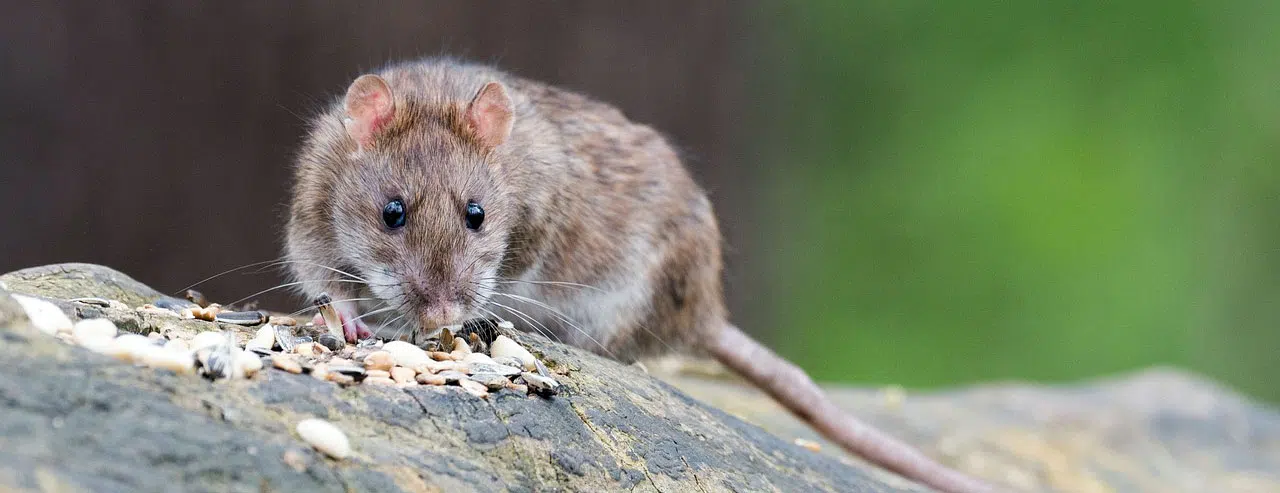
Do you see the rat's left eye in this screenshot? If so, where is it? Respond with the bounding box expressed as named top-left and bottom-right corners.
top-left (383, 199), bottom-right (406, 229)
top-left (465, 201), bottom-right (485, 230)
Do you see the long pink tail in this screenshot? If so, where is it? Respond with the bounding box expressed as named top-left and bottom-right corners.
top-left (709, 324), bottom-right (996, 493)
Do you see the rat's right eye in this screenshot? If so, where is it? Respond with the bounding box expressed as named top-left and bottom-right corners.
top-left (382, 199), bottom-right (406, 229)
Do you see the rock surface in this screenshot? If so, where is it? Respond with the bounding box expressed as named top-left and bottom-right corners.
top-left (1, 263), bottom-right (1278, 493)
top-left (0, 264), bottom-right (916, 493)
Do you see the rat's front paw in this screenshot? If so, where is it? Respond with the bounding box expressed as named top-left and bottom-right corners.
top-left (313, 304), bottom-right (373, 343)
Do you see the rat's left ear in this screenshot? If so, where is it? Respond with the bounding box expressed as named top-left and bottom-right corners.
top-left (463, 81), bottom-right (514, 148)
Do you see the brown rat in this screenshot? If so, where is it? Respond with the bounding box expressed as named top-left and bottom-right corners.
top-left (284, 58), bottom-right (995, 493)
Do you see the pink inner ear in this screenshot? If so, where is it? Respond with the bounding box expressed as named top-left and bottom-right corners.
top-left (343, 75), bottom-right (395, 148)
top-left (465, 82), bottom-right (514, 148)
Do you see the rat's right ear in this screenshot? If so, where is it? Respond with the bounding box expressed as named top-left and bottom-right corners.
top-left (343, 74), bottom-right (395, 149)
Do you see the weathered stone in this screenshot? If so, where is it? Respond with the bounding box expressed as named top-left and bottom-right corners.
top-left (1, 264), bottom-right (1277, 493)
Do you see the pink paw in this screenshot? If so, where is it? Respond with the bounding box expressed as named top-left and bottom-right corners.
top-left (313, 307), bottom-right (373, 343)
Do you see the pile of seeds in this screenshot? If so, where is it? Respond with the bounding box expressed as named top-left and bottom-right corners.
top-left (19, 291), bottom-right (561, 399)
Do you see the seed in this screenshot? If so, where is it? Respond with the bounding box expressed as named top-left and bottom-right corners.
top-left (273, 325), bottom-right (298, 352)
top-left (365, 370), bottom-right (391, 379)
top-left (163, 339), bottom-right (190, 353)
top-left (328, 365), bottom-right (367, 380)
top-left (390, 366), bottom-right (415, 383)
top-left (144, 348), bottom-right (196, 374)
top-left (469, 372), bottom-right (511, 390)
top-left (416, 373), bottom-right (446, 386)
top-left (236, 350), bottom-right (264, 378)
top-left (449, 336), bottom-right (472, 357)
top-left (190, 331), bottom-right (228, 352)
top-left (269, 316), bottom-right (297, 326)
top-left (215, 310), bottom-right (267, 326)
top-left (521, 372), bottom-right (560, 396)
top-left (458, 378), bottom-right (489, 398)
top-left (250, 324), bottom-right (275, 348)
top-left (411, 359), bottom-right (459, 374)
top-left (794, 438), bottom-right (822, 452)
top-left (311, 363), bottom-right (329, 380)
top-left (153, 297), bottom-right (196, 312)
top-left (326, 372), bottom-right (355, 386)
top-left (461, 353), bottom-right (497, 367)
top-left (381, 341), bottom-right (427, 368)
top-left (440, 328), bottom-right (455, 352)
top-left (467, 362), bottom-right (520, 377)
top-left (362, 351), bottom-right (394, 371)
top-left (184, 289), bottom-right (210, 308)
top-left (295, 419), bottom-right (350, 459)
top-left (272, 354), bottom-right (303, 374)
top-left (68, 297), bottom-right (111, 307)
top-left (12, 294), bottom-right (73, 336)
top-left (282, 449), bottom-right (308, 473)
top-left (504, 382), bottom-right (528, 394)
top-left (312, 293), bottom-right (343, 340)
top-left (429, 351), bottom-right (458, 362)
top-left (363, 376), bottom-right (396, 387)
top-left (72, 318), bottom-right (118, 344)
top-left (437, 370), bottom-right (468, 385)
top-left (490, 335), bottom-right (536, 371)
top-left (317, 333), bottom-right (345, 352)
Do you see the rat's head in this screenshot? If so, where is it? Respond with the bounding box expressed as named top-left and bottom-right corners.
top-left (292, 73), bottom-right (517, 332)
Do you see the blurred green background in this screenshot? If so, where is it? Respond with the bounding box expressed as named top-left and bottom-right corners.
top-left (753, 1), bottom-right (1280, 402)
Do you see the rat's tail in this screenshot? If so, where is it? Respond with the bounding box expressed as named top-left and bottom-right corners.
top-left (709, 324), bottom-right (996, 493)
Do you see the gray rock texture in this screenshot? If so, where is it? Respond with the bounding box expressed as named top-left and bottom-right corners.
top-left (2, 263), bottom-right (1278, 492)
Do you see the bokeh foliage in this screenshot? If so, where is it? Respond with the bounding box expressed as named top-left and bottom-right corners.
top-left (752, 1), bottom-right (1280, 401)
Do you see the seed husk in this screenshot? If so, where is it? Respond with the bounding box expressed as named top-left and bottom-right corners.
top-left (295, 419), bottom-right (350, 459)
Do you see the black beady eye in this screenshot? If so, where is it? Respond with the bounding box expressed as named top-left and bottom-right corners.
top-left (382, 199), bottom-right (406, 229)
top-left (465, 201), bottom-right (485, 230)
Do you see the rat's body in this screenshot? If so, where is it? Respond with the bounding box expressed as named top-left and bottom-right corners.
top-left (285, 58), bottom-right (993, 493)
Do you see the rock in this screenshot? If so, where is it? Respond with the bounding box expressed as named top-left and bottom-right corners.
top-left (365, 370), bottom-right (391, 379)
top-left (362, 351), bottom-right (394, 371)
top-left (11, 294), bottom-right (73, 336)
top-left (491, 335), bottom-right (537, 371)
top-left (2, 263), bottom-right (1278, 493)
top-left (0, 263), bottom-right (164, 308)
top-left (381, 340), bottom-right (427, 368)
top-left (295, 419), bottom-right (350, 460)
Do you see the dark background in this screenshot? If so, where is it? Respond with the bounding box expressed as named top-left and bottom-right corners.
top-left (3, 1), bottom-right (1278, 402)
top-left (0, 0), bottom-right (763, 319)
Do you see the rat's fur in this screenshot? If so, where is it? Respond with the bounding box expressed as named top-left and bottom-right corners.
top-left (284, 58), bottom-right (993, 493)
